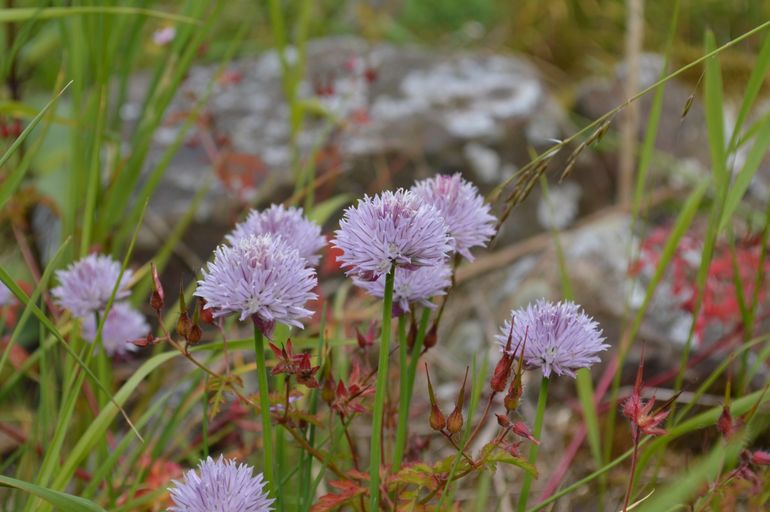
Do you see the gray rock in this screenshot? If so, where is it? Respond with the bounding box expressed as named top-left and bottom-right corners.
top-left (133, 37), bottom-right (572, 250)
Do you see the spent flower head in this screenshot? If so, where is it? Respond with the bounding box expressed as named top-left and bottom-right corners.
top-left (168, 455), bottom-right (274, 512)
top-left (352, 263), bottom-right (452, 315)
top-left (81, 302), bottom-right (150, 357)
top-left (332, 189), bottom-right (452, 279)
top-left (411, 173), bottom-right (496, 261)
top-left (496, 300), bottom-right (608, 378)
top-left (226, 204), bottom-right (326, 265)
top-left (195, 234), bottom-right (317, 332)
top-left (52, 254), bottom-right (133, 318)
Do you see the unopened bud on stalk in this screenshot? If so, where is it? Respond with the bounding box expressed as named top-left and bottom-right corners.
top-left (407, 314), bottom-right (417, 351)
top-left (446, 367), bottom-right (468, 435)
top-left (425, 363), bottom-right (446, 431)
top-left (491, 354), bottom-right (513, 393)
top-left (446, 408), bottom-right (463, 434)
top-left (150, 263), bottom-right (165, 313)
top-left (177, 284), bottom-right (191, 338)
top-left (504, 374), bottom-right (523, 412)
top-left (496, 413), bottom-right (511, 428)
top-left (198, 298), bottom-right (214, 325)
top-left (424, 323), bottom-right (438, 350)
top-left (321, 347), bottom-right (335, 404)
top-left (511, 421), bottom-right (539, 445)
top-left (187, 324), bottom-right (202, 345)
top-left (504, 337), bottom-right (526, 411)
top-left (751, 450), bottom-right (770, 466)
top-left (177, 311), bottom-right (192, 339)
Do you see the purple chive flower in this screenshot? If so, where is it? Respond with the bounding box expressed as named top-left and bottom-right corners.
top-left (226, 204), bottom-right (327, 266)
top-left (81, 302), bottom-right (149, 357)
top-left (168, 455), bottom-right (274, 512)
top-left (51, 254), bottom-right (133, 318)
top-left (353, 264), bottom-right (452, 315)
top-left (195, 234), bottom-right (317, 332)
top-left (411, 173), bottom-right (496, 261)
top-left (496, 300), bottom-right (608, 378)
top-left (0, 282), bottom-right (14, 306)
top-left (332, 189), bottom-right (452, 280)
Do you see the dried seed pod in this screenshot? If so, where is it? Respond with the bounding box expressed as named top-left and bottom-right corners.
top-left (446, 367), bottom-right (468, 435)
top-left (187, 324), bottom-right (202, 345)
top-left (423, 323), bottom-right (438, 350)
top-left (149, 262), bottom-right (165, 313)
top-left (425, 363), bottom-right (446, 431)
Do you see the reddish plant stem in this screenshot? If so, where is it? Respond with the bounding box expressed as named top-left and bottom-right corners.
top-left (341, 415), bottom-right (361, 470)
top-left (441, 431), bottom-right (477, 468)
top-left (466, 392), bottom-right (497, 447)
top-left (622, 429), bottom-right (641, 512)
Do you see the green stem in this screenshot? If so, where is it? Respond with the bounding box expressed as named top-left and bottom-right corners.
top-left (253, 325), bottom-right (277, 506)
top-left (517, 376), bottom-right (550, 512)
top-left (392, 314), bottom-right (409, 472)
top-left (406, 307), bottom-right (432, 399)
top-left (393, 307), bottom-right (431, 472)
top-left (369, 267), bottom-right (395, 511)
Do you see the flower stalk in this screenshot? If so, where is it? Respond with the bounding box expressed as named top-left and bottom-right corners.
top-left (368, 265), bottom-right (395, 511)
top-left (253, 324), bottom-right (277, 505)
top-left (393, 314), bottom-right (410, 472)
top-left (517, 376), bottom-right (550, 512)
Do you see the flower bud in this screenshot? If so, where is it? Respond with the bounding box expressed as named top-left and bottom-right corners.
top-left (198, 298), bottom-right (214, 325)
top-left (149, 262), bottom-right (164, 313)
top-left (504, 373), bottom-right (523, 412)
top-left (751, 450), bottom-right (770, 466)
top-left (150, 291), bottom-right (163, 312)
top-left (187, 324), bottom-right (202, 345)
top-left (511, 421), bottom-right (539, 445)
top-left (406, 315), bottom-right (417, 351)
top-left (496, 413), bottom-right (511, 428)
top-left (177, 311), bottom-right (192, 339)
top-left (132, 334), bottom-right (155, 348)
top-left (717, 405), bottom-right (736, 439)
top-left (423, 323), bottom-right (438, 350)
top-left (446, 367), bottom-right (468, 435)
top-left (430, 404), bottom-right (447, 431)
top-left (321, 375), bottom-right (335, 404)
top-left (490, 353), bottom-right (513, 392)
top-left (425, 363), bottom-right (445, 431)
top-left (446, 407), bottom-right (463, 434)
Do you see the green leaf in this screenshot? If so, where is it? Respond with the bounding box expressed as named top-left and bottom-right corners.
top-left (720, 112), bottom-right (770, 230)
top-left (50, 351), bottom-right (178, 491)
top-left (0, 475), bottom-right (106, 512)
top-left (0, 6), bottom-right (200, 24)
top-left (727, 28), bottom-right (770, 153)
top-left (0, 81), bottom-right (71, 210)
top-left (308, 194), bottom-right (353, 225)
top-left (480, 443), bottom-right (537, 476)
top-left (704, 31), bottom-right (728, 193)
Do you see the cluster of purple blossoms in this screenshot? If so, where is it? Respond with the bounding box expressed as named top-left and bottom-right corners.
top-left (195, 234), bottom-right (317, 333)
top-left (332, 189), bottom-right (453, 280)
top-left (81, 302), bottom-right (150, 357)
top-left (51, 254), bottom-right (148, 357)
top-left (496, 299), bottom-right (608, 378)
top-left (168, 455), bottom-right (274, 512)
top-left (353, 264), bottom-right (452, 315)
top-left (226, 204), bottom-right (326, 266)
top-left (411, 173), bottom-right (496, 261)
top-left (335, 175), bottom-right (496, 311)
top-left (52, 254), bottom-right (133, 318)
